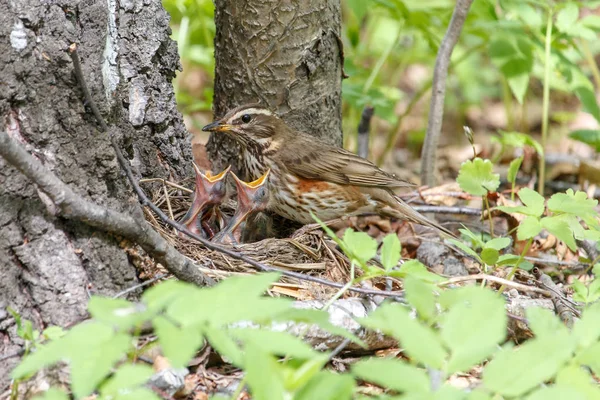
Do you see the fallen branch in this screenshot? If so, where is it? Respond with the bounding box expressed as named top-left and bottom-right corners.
top-left (420, 0), bottom-right (474, 186)
top-left (0, 130), bottom-right (215, 288)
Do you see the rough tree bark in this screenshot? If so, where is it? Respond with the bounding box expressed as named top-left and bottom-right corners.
top-left (207, 0), bottom-right (344, 175)
top-left (0, 0), bottom-right (190, 385)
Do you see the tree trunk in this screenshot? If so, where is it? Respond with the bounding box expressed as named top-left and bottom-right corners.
top-left (0, 0), bottom-right (190, 386)
top-left (207, 0), bottom-right (344, 175)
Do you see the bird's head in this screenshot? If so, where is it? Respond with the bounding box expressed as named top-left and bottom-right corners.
top-left (202, 104), bottom-right (287, 149)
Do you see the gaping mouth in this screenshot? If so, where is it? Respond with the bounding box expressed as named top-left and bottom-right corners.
top-left (202, 121), bottom-right (232, 132)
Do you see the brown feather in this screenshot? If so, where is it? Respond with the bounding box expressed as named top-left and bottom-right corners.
top-left (276, 135), bottom-right (416, 189)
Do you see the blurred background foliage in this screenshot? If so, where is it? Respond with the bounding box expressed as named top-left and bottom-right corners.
top-left (163, 0), bottom-right (600, 168)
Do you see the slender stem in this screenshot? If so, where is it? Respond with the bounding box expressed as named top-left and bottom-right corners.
top-left (421, 0), bottom-right (474, 187)
top-left (484, 195), bottom-right (494, 238)
top-left (498, 237), bottom-right (534, 294)
top-left (501, 76), bottom-right (514, 131)
top-left (581, 40), bottom-right (600, 89)
top-left (538, 10), bottom-right (553, 195)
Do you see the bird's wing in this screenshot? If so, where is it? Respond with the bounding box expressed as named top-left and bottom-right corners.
top-left (281, 145), bottom-right (416, 188)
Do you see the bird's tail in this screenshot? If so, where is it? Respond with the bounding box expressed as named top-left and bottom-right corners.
top-left (381, 196), bottom-right (456, 238)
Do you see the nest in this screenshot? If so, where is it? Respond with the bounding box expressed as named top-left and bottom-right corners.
top-left (140, 179), bottom-right (365, 300)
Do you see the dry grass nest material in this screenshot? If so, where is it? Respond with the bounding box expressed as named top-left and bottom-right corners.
top-left (141, 179), bottom-right (383, 300)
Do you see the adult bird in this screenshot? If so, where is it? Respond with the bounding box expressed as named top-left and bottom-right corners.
top-left (203, 104), bottom-right (453, 236)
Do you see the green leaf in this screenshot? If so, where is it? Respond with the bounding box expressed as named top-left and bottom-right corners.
top-left (42, 326), bottom-right (65, 341)
top-left (572, 303), bottom-right (600, 347)
top-left (167, 273), bottom-right (290, 327)
top-left (518, 187), bottom-right (546, 216)
top-left (381, 233), bottom-right (401, 271)
top-left (13, 321), bottom-right (132, 398)
top-left (343, 229), bottom-right (378, 265)
top-left (507, 156), bottom-right (524, 184)
top-left (575, 87), bottom-right (600, 123)
top-left (556, 3), bottom-right (580, 33)
top-left (295, 370), bottom-right (355, 400)
top-left (439, 287), bottom-right (507, 373)
top-left (352, 358), bottom-right (430, 393)
top-left (485, 237), bottom-right (511, 251)
top-left (359, 303), bottom-right (447, 368)
top-left (480, 248), bottom-right (499, 265)
top-left (525, 386), bottom-right (586, 400)
top-left (496, 187), bottom-right (545, 218)
top-left (153, 316), bottom-right (203, 368)
top-left (229, 329), bottom-right (321, 360)
top-left (555, 365), bottom-right (600, 400)
top-left (390, 260), bottom-right (445, 283)
top-left (515, 3), bottom-right (542, 27)
top-left (142, 279), bottom-right (195, 313)
top-left (508, 74), bottom-right (530, 104)
top-left (203, 325), bottom-right (244, 367)
top-left (88, 297), bottom-right (148, 330)
top-left (100, 364), bottom-right (154, 395)
top-left (31, 388), bottom-right (69, 400)
top-left (70, 332), bottom-right (132, 398)
top-left (116, 387), bottom-right (163, 400)
top-left (273, 309), bottom-right (365, 348)
top-left (575, 342), bottom-right (600, 376)
top-left (404, 276), bottom-right (436, 322)
top-left (541, 216), bottom-right (577, 251)
top-left (482, 330), bottom-right (575, 397)
top-left (457, 158), bottom-right (500, 196)
top-left (244, 342), bottom-right (286, 400)
top-left (448, 239), bottom-right (482, 263)
top-left (569, 130), bottom-right (600, 151)
top-left (526, 307), bottom-right (568, 338)
top-left (494, 131), bottom-right (544, 155)
top-left (547, 189), bottom-right (598, 219)
top-left (517, 216), bottom-right (542, 240)
top-left (581, 15), bottom-right (600, 31)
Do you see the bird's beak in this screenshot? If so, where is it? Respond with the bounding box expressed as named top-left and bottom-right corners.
top-left (180, 165), bottom-right (230, 229)
top-left (202, 121), bottom-right (232, 132)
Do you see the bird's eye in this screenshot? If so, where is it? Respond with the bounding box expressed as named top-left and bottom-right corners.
top-left (241, 114), bottom-right (252, 123)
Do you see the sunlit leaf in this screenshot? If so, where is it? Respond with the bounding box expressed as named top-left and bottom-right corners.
top-left (352, 358), bottom-right (430, 393)
top-left (381, 233), bottom-right (401, 271)
top-left (457, 158), bottom-right (500, 196)
top-left (440, 287), bottom-right (506, 373)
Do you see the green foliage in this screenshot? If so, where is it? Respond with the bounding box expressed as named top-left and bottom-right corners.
top-left (449, 228), bottom-right (511, 266)
top-left (12, 272), bottom-right (366, 399)
top-left (497, 188), bottom-right (600, 250)
top-left (457, 158), bottom-right (500, 196)
top-left (569, 129), bottom-right (600, 151)
top-left (13, 225), bottom-right (600, 399)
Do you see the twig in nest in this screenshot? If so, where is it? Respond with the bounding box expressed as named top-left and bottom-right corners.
top-left (66, 43), bottom-right (404, 299)
top-left (140, 178), bottom-right (193, 194)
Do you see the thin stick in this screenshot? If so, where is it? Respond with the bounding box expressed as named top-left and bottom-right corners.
top-left (140, 178), bottom-right (193, 194)
top-left (438, 273), bottom-right (552, 297)
top-left (68, 43), bottom-right (108, 132)
top-left (113, 274), bottom-right (167, 299)
top-left (420, 0), bottom-right (474, 186)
